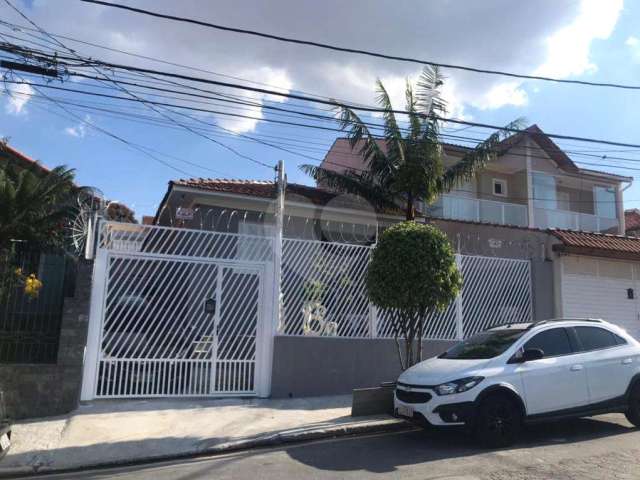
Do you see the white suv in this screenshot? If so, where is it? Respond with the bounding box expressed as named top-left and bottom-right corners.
top-left (394, 318), bottom-right (640, 447)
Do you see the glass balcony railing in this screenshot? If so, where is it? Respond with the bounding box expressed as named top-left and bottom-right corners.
top-left (533, 208), bottom-right (619, 233)
top-left (426, 195), bottom-right (620, 233)
top-left (427, 195), bottom-right (528, 227)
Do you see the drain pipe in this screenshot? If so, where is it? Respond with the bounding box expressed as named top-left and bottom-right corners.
top-left (618, 180), bottom-right (633, 235)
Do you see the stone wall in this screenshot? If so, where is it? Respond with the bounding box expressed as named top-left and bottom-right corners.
top-left (0, 261), bottom-right (92, 419)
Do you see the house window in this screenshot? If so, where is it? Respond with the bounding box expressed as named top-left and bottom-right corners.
top-left (492, 179), bottom-right (507, 197)
top-left (532, 172), bottom-right (557, 210)
top-left (594, 186), bottom-right (617, 219)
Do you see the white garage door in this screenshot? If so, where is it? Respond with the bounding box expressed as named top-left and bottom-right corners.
top-left (561, 256), bottom-right (640, 339)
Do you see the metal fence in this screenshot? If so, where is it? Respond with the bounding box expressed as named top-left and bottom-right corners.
top-left (280, 238), bottom-right (532, 340)
top-left (0, 250), bottom-right (70, 363)
top-left (84, 221), bottom-right (273, 399)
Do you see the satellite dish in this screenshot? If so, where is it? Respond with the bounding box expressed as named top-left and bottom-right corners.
top-left (67, 187), bottom-right (105, 257)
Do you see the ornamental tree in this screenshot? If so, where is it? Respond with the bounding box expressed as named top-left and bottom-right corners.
top-left (367, 221), bottom-right (462, 370)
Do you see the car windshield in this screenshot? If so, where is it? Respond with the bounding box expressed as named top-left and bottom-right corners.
top-left (440, 328), bottom-right (527, 360)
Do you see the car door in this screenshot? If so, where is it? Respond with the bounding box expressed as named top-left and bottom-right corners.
top-left (573, 326), bottom-right (634, 404)
top-left (517, 327), bottom-right (590, 415)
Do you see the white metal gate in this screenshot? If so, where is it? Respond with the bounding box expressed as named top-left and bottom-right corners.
top-left (81, 222), bottom-right (274, 399)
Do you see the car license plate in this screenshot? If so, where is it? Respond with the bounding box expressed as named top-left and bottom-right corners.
top-left (397, 404), bottom-right (414, 418)
top-left (0, 433), bottom-right (10, 451)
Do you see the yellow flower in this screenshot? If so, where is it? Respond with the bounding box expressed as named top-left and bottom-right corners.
top-left (14, 267), bottom-right (22, 277)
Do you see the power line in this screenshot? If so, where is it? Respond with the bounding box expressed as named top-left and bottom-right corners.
top-left (9, 84), bottom-right (640, 179)
top-left (1, 0), bottom-right (273, 170)
top-left (5, 39), bottom-right (640, 150)
top-left (81, 0), bottom-right (640, 92)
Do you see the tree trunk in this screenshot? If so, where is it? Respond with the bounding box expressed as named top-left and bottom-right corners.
top-left (406, 192), bottom-right (415, 221)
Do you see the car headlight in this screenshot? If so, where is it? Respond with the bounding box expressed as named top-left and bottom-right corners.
top-left (434, 376), bottom-right (484, 396)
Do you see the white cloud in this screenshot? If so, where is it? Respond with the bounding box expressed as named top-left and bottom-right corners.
top-left (216, 66), bottom-right (293, 133)
top-left (626, 35), bottom-right (640, 62)
top-left (472, 82), bottom-right (528, 110)
top-left (535, 0), bottom-right (623, 78)
top-left (0, 0), bottom-right (624, 133)
top-left (5, 81), bottom-right (33, 115)
top-left (64, 115), bottom-right (91, 138)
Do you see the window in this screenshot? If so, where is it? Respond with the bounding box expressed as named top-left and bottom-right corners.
top-left (439, 328), bottom-right (527, 360)
top-left (532, 172), bottom-right (557, 210)
top-left (594, 186), bottom-right (617, 219)
top-left (492, 179), bottom-right (507, 197)
top-left (523, 328), bottom-right (573, 357)
top-left (615, 333), bottom-right (628, 345)
top-left (557, 191), bottom-right (571, 211)
top-left (575, 326), bottom-right (618, 351)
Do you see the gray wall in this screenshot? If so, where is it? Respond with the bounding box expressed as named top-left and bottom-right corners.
top-left (0, 261), bottom-right (92, 419)
top-left (270, 336), bottom-right (455, 398)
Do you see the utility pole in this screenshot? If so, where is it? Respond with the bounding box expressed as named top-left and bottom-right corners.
top-left (274, 160), bottom-right (285, 332)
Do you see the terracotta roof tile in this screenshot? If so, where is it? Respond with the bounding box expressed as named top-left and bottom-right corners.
top-left (172, 177), bottom-right (404, 213)
top-left (0, 143), bottom-right (51, 174)
top-left (551, 229), bottom-right (640, 260)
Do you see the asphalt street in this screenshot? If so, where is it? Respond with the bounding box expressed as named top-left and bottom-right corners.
top-left (23, 413), bottom-right (640, 480)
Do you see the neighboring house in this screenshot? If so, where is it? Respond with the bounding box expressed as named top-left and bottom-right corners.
top-left (625, 209), bottom-right (640, 237)
top-left (0, 141), bottom-right (53, 176)
top-left (322, 125), bottom-right (631, 234)
top-left (551, 230), bottom-right (640, 340)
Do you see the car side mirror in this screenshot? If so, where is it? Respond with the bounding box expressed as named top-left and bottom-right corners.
top-left (521, 348), bottom-right (544, 362)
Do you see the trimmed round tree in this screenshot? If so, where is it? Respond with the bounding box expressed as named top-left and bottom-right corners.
top-left (367, 221), bottom-right (462, 370)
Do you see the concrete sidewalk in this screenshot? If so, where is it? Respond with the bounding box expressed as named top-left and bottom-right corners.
top-left (0, 395), bottom-right (408, 476)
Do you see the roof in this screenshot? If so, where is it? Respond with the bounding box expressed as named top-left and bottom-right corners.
top-left (551, 229), bottom-right (640, 261)
top-left (0, 143), bottom-right (51, 175)
top-left (172, 178), bottom-right (338, 206)
top-left (499, 124), bottom-right (580, 173)
top-left (625, 209), bottom-right (640, 232)
top-left (322, 125), bottom-right (631, 182)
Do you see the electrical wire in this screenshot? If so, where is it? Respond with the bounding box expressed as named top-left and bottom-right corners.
top-left (81, 0), bottom-right (640, 92)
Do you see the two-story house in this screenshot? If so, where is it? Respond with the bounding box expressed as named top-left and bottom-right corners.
top-left (321, 125), bottom-right (631, 235)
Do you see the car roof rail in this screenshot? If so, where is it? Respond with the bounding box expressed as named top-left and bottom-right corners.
top-left (528, 318), bottom-right (604, 329)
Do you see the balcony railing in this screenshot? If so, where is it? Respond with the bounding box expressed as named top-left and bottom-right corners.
top-left (427, 195), bottom-right (528, 227)
top-left (533, 208), bottom-right (619, 233)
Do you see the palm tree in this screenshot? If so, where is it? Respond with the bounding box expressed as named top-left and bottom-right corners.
top-left (0, 163), bottom-right (82, 300)
top-left (301, 65), bottom-right (522, 220)
top-left (0, 164), bottom-right (79, 251)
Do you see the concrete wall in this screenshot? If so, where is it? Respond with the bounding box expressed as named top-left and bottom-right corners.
top-left (476, 170), bottom-right (528, 206)
top-left (0, 261), bottom-right (92, 419)
top-left (270, 336), bottom-right (455, 398)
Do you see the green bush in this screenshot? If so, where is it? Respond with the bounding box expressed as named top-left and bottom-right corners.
top-left (367, 221), bottom-right (462, 369)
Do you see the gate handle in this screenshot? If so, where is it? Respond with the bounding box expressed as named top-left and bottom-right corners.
top-left (204, 298), bottom-right (217, 315)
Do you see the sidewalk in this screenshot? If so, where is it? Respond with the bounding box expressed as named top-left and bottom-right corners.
top-left (0, 395), bottom-right (409, 475)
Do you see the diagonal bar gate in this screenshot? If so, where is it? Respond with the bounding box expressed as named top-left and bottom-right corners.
top-left (81, 222), bottom-right (275, 399)
top-left (81, 221), bottom-right (533, 400)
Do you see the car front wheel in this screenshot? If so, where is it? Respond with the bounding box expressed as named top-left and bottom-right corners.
top-left (475, 394), bottom-right (521, 448)
top-left (625, 383), bottom-right (640, 427)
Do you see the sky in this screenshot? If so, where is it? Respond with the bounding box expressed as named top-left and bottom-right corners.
top-left (1, 0), bottom-right (640, 218)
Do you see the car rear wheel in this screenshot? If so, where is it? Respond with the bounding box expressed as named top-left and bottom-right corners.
top-left (475, 394), bottom-right (521, 448)
top-left (625, 383), bottom-right (640, 427)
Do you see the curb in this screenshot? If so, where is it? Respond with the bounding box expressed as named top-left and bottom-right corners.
top-left (0, 418), bottom-right (414, 478)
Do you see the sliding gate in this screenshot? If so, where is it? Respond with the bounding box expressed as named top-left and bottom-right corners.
top-left (81, 222), bottom-right (275, 399)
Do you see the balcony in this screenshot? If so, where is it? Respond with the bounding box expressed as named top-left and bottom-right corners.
top-left (428, 195), bottom-right (528, 227)
top-left (534, 208), bottom-right (619, 233)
